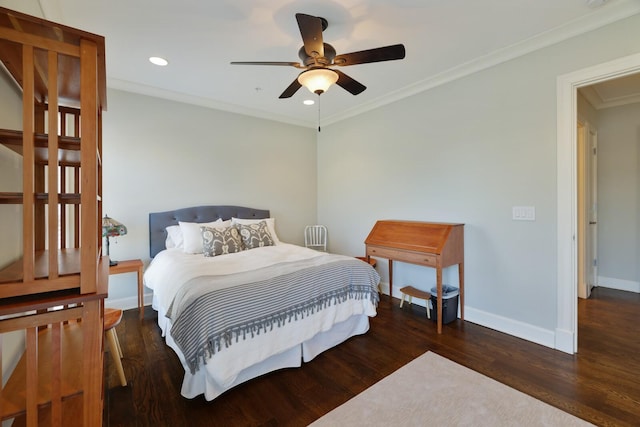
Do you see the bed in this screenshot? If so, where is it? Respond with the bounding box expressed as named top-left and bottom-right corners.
top-left (144, 205), bottom-right (380, 400)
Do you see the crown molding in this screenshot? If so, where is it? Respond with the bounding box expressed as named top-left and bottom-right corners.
top-left (323, 0), bottom-right (640, 126)
top-left (107, 78), bottom-right (311, 128)
top-left (580, 83), bottom-right (640, 109)
top-left (597, 93), bottom-right (640, 108)
top-left (579, 85), bottom-right (604, 108)
top-left (40, 0), bottom-right (640, 128)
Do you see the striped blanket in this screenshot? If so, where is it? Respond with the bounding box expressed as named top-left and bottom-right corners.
top-left (166, 256), bottom-right (380, 374)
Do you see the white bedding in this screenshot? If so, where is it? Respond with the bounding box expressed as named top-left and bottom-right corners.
top-left (145, 243), bottom-right (328, 311)
top-left (144, 243), bottom-right (379, 400)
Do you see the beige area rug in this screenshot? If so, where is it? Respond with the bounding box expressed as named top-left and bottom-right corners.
top-left (309, 352), bottom-right (594, 427)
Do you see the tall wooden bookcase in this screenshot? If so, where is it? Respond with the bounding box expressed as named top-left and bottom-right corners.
top-left (0, 7), bottom-right (108, 426)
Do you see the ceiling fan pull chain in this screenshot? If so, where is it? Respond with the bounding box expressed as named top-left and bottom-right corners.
top-left (318, 94), bottom-right (321, 132)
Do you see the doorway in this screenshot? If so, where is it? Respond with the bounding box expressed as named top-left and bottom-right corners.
top-left (556, 52), bottom-right (640, 354)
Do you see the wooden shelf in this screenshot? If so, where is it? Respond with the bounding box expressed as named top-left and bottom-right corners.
top-left (0, 249), bottom-right (82, 284)
top-left (0, 323), bottom-right (85, 420)
top-left (0, 192), bottom-right (23, 203)
top-left (0, 129), bottom-right (83, 166)
top-left (0, 192), bottom-right (81, 204)
top-left (9, 394), bottom-right (83, 427)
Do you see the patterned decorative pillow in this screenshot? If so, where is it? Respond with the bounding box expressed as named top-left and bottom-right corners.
top-left (201, 225), bottom-right (243, 257)
top-left (238, 221), bottom-right (274, 250)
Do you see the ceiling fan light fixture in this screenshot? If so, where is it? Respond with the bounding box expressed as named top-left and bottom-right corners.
top-left (298, 69), bottom-right (338, 95)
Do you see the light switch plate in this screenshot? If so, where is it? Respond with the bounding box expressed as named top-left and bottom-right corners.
top-left (512, 206), bottom-right (535, 221)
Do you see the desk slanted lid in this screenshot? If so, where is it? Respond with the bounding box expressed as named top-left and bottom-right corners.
top-left (364, 220), bottom-right (463, 255)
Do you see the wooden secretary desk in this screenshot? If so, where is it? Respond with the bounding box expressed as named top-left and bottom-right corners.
top-left (365, 220), bottom-right (464, 333)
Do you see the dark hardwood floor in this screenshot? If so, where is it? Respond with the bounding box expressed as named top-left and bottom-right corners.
top-left (104, 287), bottom-right (640, 426)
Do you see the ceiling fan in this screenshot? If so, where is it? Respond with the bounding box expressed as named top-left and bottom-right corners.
top-left (231, 13), bottom-right (406, 98)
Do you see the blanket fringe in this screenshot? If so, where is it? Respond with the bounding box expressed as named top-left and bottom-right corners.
top-left (187, 286), bottom-right (379, 374)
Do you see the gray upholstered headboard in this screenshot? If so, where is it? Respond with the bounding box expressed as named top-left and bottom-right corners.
top-left (148, 205), bottom-right (270, 258)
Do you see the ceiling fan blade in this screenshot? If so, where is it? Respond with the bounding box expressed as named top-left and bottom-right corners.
top-left (296, 13), bottom-right (324, 58)
top-left (334, 70), bottom-right (366, 95)
top-left (230, 61), bottom-right (303, 68)
top-left (334, 44), bottom-right (406, 66)
top-left (279, 78), bottom-right (302, 98)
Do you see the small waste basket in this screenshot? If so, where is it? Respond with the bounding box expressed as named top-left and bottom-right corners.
top-left (430, 285), bottom-right (459, 324)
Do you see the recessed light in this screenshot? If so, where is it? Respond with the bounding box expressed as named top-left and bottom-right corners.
top-left (586, 0), bottom-right (607, 8)
top-left (149, 56), bottom-right (168, 66)
top-left (303, 99), bottom-right (315, 106)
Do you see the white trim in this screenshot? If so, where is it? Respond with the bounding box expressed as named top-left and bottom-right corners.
top-left (579, 84), bottom-right (640, 109)
top-left (556, 52), bottom-right (640, 354)
top-left (579, 85), bottom-right (603, 109)
top-left (554, 328), bottom-right (575, 354)
top-left (105, 292), bottom-right (153, 312)
top-left (38, 0), bottom-right (640, 129)
top-left (595, 93), bottom-right (640, 109)
top-left (597, 276), bottom-right (640, 293)
top-left (464, 307), bottom-right (556, 349)
top-left (107, 78), bottom-right (312, 128)
top-left (390, 290), bottom-right (558, 350)
top-left (325, 0), bottom-right (640, 126)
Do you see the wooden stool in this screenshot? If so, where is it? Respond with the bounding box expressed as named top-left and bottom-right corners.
top-left (399, 286), bottom-right (431, 319)
top-left (104, 308), bottom-right (127, 387)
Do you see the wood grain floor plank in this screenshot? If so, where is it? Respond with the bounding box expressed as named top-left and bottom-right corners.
top-left (104, 287), bottom-right (640, 426)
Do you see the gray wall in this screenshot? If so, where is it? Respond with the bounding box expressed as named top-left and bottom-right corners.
top-left (103, 89), bottom-right (317, 303)
top-left (597, 102), bottom-right (640, 289)
top-left (0, 55), bottom-right (25, 387)
top-left (0, 68), bottom-right (22, 267)
top-left (3, 0), bottom-right (640, 360)
top-left (317, 13), bottom-right (640, 345)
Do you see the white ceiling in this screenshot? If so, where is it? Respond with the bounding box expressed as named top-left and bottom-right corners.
top-left (29, 0), bottom-right (640, 126)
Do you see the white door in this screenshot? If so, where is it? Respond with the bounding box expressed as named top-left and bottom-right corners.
top-left (586, 127), bottom-right (598, 297)
top-left (577, 121), bottom-right (598, 299)
top-left (577, 122), bottom-right (587, 298)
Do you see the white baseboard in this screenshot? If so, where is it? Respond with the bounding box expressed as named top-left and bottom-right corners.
top-left (382, 282), bottom-right (559, 351)
top-left (464, 307), bottom-right (556, 349)
top-left (105, 292), bottom-right (153, 311)
top-left (127, 284), bottom-right (561, 352)
top-left (597, 276), bottom-right (640, 293)
top-left (554, 328), bottom-right (575, 354)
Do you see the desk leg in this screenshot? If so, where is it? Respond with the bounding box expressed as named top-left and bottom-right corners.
top-left (459, 262), bottom-right (464, 320)
top-left (436, 267), bottom-right (443, 334)
top-left (388, 259), bottom-right (393, 299)
top-left (137, 265), bottom-right (144, 319)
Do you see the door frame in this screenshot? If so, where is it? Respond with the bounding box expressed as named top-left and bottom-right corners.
top-left (556, 52), bottom-right (640, 354)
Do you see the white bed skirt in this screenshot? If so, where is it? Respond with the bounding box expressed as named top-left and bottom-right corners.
top-left (152, 294), bottom-right (371, 400)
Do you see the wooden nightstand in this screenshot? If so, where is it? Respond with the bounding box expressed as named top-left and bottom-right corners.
top-left (109, 259), bottom-right (144, 319)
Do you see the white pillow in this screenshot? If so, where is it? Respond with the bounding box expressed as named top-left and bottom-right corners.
top-left (165, 225), bottom-right (182, 249)
top-left (231, 217), bottom-right (280, 245)
top-left (178, 219), bottom-right (224, 254)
